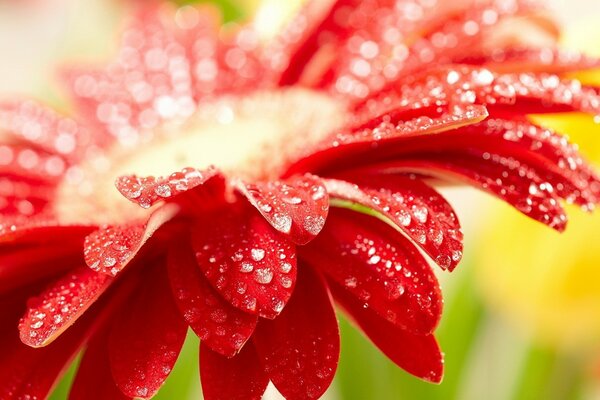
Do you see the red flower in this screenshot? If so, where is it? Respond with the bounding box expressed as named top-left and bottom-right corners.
top-left (1, 1), bottom-right (600, 399)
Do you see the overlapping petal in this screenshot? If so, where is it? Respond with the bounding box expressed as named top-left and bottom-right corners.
top-left (70, 328), bottom-right (131, 400)
top-left (18, 267), bottom-right (112, 348)
top-left (382, 154), bottom-right (568, 230)
top-left (253, 265), bottom-right (339, 400)
top-left (109, 263), bottom-right (187, 399)
top-left (234, 174), bottom-right (329, 244)
top-left (303, 208), bottom-right (442, 334)
top-left (330, 281), bottom-right (444, 383)
top-left (116, 167), bottom-right (220, 209)
top-left (191, 203), bottom-right (297, 319)
top-left (324, 175), bottom-right (463, 270)
top-left (168, 241), bottom-right (257, 357)
top-left (200, 342), bottom-right (268, 400)
top-left (84, 203), bottom-right (179, 276)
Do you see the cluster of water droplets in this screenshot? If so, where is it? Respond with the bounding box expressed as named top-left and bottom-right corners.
top-left (193, 219), bottom-right (297, 319)
top-left (476, 118), bottom-right (600, 209)
top-left (116, 166), bottom-right (215, 208)
top-left (237, 175), bottom-right (329, 244)
top-left (84, 225), bottom-right (144, 276)
top-left (312, 213), bottom-right (441, 332)
top-left (325, 178), bottom-right (463, 271)
top-left (19, 270), bottom-right (110, 347)
top-left (317, 0), bottom-right (540, 99)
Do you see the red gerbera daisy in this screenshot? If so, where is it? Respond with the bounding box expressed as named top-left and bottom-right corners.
top-left (1, 0), bottom-right (600, 398)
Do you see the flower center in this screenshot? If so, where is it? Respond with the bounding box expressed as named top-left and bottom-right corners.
top-left (54, 88), bottom-right (346, 224)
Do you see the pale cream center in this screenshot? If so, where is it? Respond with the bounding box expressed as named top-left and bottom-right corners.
top-left (54, 88), bottom-right (346, 224)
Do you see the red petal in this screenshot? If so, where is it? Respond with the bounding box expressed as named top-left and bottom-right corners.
top-left (253, 266), bottom-right (339, 400)
top-left (330, 281), bottom-right (444, 383)
top-left (0, 100), bottom-right (91, 161)
top-left (235, 174), bottom-right (329, 245)
top-left (383, 154), bottom-right (569, 231)
top-left (324, 176), bottom-right (463, 270)
top-left (0, 325), bottom-right (86, 398)
top-left (460, 119), bottom-right (600, 206)
top-left (84, 204), bottom-right (179, 276)
top-left (0, 218), bottom-right (93, 245)
top-left (365, 66), bottom-right (600, 116)
top-left (109, 263), bottom-right (187, 399)
top-left (0, 144), bottom-right (66, 184)
top-left (19, 267), bottom-right (113, 347)
top-left (63, 9), bottom-right (195, 140)
top-left (168, 241), bottom-right (257, 357)
top-left (116, 167), bottom-right (220, 209)
top-left (192, 203), bottom-right (297, 319)
top-left (0, 242), bottom-right (82, 293)
top-left (455, 47), bottom-right (600, 74)
top-left (286, 104), bottom-right (488, 176)
top-left (312, 0), bottom-right (543, 96)
top-left (302, 208), bottom-right (442, 334)
top-left (70, 328), bottom-right (130, 400)
top-left (0, 294), bottom-right (100, 399)
top-left (200, 342), bottom-right (268, 400)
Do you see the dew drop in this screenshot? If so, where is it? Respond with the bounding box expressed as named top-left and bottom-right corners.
top-left (255, 268), bottom-right (273, 284)
top-left (251, 248), bottom-right (265, 261)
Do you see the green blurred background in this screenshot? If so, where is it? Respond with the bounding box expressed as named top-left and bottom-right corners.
top-left (1, 0), bottom-right (599, 398)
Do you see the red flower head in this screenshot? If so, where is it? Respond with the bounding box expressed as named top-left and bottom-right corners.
top-left (1, 0), bottom-right (600, 398)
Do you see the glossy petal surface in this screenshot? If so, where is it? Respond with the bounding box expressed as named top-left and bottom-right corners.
top-left (235, 174), bottom-right (329, 244)
top-left (109, 264), bottom-right (187, 399)
top-left (84, 204), bottom-right (179, 276)
top-left (116, 167), bottom-right (219, 208)
top-left (200, 342), bottom-right (268, 400)
top-left (324, 176), bottom-right (463, 270)
top-left (385, 154), bottom-right (568, 230)
top-left (331, 282), bottom-right (443, 383)
top-left (253, 266), bottom-right (339, 400)
top-left (0, 303), bottom-right (96, 399)
top-left (304, 208), bottom-right (442, 334)
top-left (168, 241), bottom-right (257, 357)
top-left (19, 267), bottom-right (112, 347)
top-left (192, 204), bottom-right (297, 319)
top-left (70, 328), bottom-right (130, 400)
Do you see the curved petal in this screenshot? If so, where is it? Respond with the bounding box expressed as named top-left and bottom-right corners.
top-left (285, 104), bottom-right (488, 176)
top-left (84, 203), bottom-right (179, 276)
top-left (109, 263), bottom-right (187, 399)
top-left (200, 341), bottom-right (268, 400)
top-left (324, 176), bottom-right (463, 270)
top-left (19, 267), bottom-right (113, 348)
top-left (0, 100), bottom-right (92, 161)
top-left (0, 242), bottom-right (82, 294)
top-left (168, 241), bottom-right (257, 357)
top-left (192, 203), bottom-right (297, 319)
top-left (454, 47), bottom-right (600, 74)
top-left (234, 174), bottom-right (329, 245)
top-left (253, 265), bottom-right (339, 400)
top-left (0, 217), bottom-right (93, 245)
top-left (363, 66), bottom-right (600, 116)
top-left (70, 328), bottom-right (130, 400)
top-left (0, 291), bottom-right (106, 399)
top-left (330, 281), bottom-right (444, 383)
top-left (0, 144), bottom-right (66, 184)
top-left (63, 8), bottom-right (195, 142)
top-left (379, 154), bottom-right (569, 231)
top-left (458, 119), bottom-right (600, 206)
top-left (116, 167), bottom-right (220, 209)
top-left (302, 208), bottom-right (442, 334)
top-left (0, 325), bottom-right (86, 399)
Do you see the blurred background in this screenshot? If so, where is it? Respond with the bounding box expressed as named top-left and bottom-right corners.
top-left (1, 0), bottom-right (600, 399)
